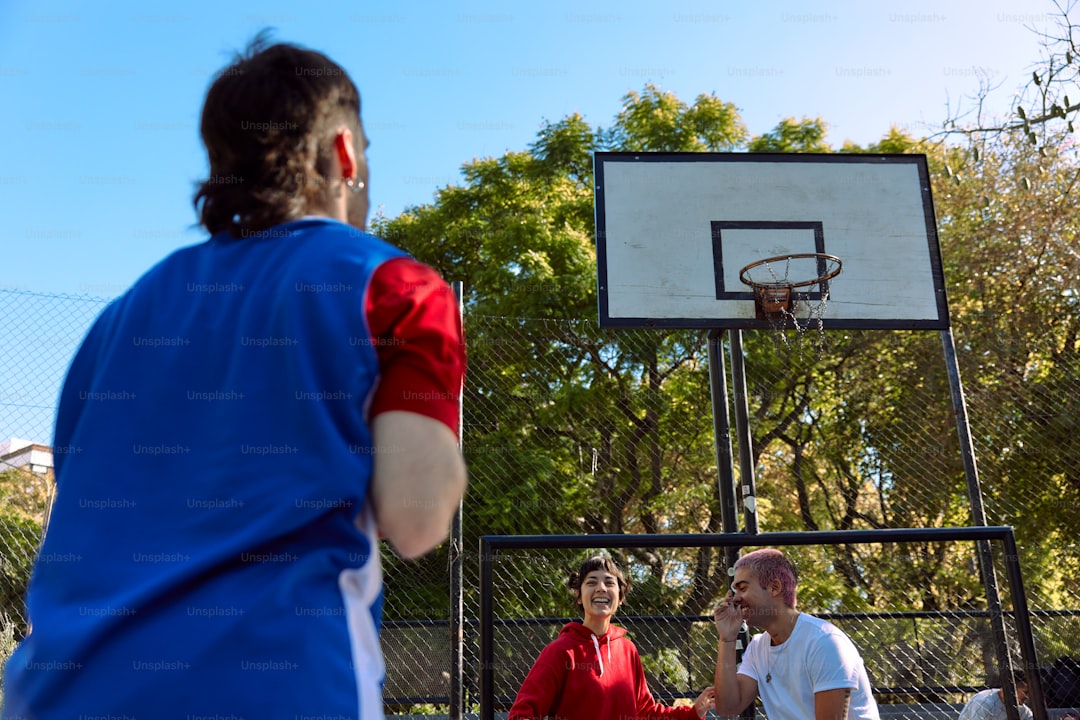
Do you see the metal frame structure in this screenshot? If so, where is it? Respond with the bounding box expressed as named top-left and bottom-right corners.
top-left (590, 151), bottom-right (1028, 719)
top-left (478, 527), bottom-right (1046, 720)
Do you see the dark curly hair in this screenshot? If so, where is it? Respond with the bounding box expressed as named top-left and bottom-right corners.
top-left (568, 556), bottom-right (631, 600)
top-left (193, 32), bottom-right (362, 237)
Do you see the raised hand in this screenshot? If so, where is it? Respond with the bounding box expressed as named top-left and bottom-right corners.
top-left (713, 593), bottom-right (745, 642)
top-left (693, 686), bottom-right (716, 718)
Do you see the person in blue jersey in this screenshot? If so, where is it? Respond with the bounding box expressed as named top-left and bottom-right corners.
top-left (2, 36), bottom-right (467, 719)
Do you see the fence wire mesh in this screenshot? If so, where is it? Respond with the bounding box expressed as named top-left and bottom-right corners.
top-left (480, 538), bottom-right (1038, 719)
top-left (1, 289), bottom-right (1079, 716)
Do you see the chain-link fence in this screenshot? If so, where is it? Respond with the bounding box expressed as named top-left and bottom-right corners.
top-left (478, 533), bottom-right (1039, 718)
top-left (0, 290), bottom-right (110, 641)
top-left (2, 288), bottom-right (1079, 717)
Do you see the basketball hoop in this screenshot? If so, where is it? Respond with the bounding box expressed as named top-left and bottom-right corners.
top-left (739, 253), bottom-right (842, 324)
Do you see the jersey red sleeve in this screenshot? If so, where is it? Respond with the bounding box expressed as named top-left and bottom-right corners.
top-left (365, 256), bottom-right (465, 435)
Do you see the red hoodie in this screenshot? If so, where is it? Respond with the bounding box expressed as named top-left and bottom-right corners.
top-left (508, 621), bottom-right (700, 720)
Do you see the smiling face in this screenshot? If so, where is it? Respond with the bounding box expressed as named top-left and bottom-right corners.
top-left (730, 566), bottom-right (780, 629)
top-left (577, 569), bottom-right (622, 622)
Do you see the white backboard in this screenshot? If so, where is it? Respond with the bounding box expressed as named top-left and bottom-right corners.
top-left (594, 153), bottom-right (949, 330)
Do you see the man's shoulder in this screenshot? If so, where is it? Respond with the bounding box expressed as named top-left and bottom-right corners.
top-left (967, 689), bottom-right (998, 701)
top-left (800, 613), bottom-right (855, 641)
top-left (138, 220), bottom-right (406, 280)
top-left (959, 689), bottom-right (1005, 720)
top-left (793, 614), bottom-right (868, 665)
top-left (799, 612), bottom-right (833, 629)
top-left (279, 218), bottom-right (408, 261)
top-left (207, 218), bottom-right (406, 261)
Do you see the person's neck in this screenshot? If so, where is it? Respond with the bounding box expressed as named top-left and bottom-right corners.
top-left (583, 616), bottom-right (611, 637)
top-left (766, 607), bottom-right (800, 646)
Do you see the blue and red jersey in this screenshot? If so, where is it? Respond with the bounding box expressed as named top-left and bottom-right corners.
top-left (3, 217), bottom-right (463, 718)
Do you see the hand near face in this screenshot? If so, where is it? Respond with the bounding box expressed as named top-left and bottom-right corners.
top-left (713, 593), bottom-right (745, 641)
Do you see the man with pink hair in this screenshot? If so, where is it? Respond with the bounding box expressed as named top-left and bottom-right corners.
top-left (712, 548), bottom-right (880, 719)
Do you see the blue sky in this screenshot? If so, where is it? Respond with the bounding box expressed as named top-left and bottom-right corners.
top-left (0, 1), bottom-right (1062, 442)
top-left (0, 0), bottom-right (1057, 297)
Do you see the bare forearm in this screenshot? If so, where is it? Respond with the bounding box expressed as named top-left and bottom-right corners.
top-left (371, 411), bottom-right (468, 559)
top-left (714, 640), bottom-right (744, 715)
top-left (815, 688), bottom-right (852, 720)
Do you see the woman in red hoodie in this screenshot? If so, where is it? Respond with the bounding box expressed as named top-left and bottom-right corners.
top-left (508, 556), bottom-right (715, 720)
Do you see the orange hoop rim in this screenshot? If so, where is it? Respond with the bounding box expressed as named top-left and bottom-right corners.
top-left (738, 253), bottom-right (843, 291)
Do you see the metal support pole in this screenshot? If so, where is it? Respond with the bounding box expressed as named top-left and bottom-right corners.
top-left (708, 329), bottom-right (739, 539)
top-left (710, 331), bottom-right (755, 718)
top-left (941, 328), bottom-right (1017, 720)
top-left (450, 281), bottom-right (465, 720)
top-left (479, 537), bottom-right (495, 720)
top-left (1003, 531), bottom-right (1048, 720)
top-left (728, 329), bottom-right (758, 535)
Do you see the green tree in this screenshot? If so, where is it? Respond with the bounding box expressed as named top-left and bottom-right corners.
top-left (0, 468), bottom-right (50, 638)
top-left (930, 127), bottom-right (1080, 614)
top-left (748, 117), bottom-right (831, 153)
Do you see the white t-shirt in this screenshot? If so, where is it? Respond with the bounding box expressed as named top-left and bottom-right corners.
top-left (958, 688), bottom-right (1034, 720)
top-left (738, 613), bottom-right (880, 720)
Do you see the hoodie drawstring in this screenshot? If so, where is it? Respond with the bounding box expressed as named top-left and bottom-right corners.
top-left (590, 633), bottom-right (612, 677)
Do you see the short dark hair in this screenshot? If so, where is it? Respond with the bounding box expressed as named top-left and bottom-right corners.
top-left (568, 556), bottom-right (631, 600)
top-left (193, 32), bottom-right (362, 237)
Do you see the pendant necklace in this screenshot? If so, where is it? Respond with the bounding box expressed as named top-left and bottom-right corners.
top-left (765, 612), bottom-right (799, 684)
